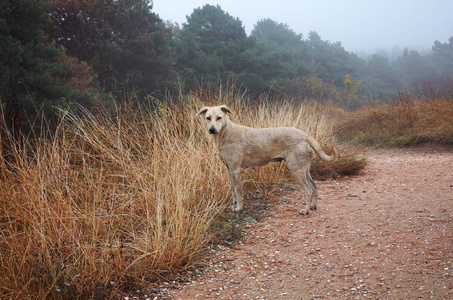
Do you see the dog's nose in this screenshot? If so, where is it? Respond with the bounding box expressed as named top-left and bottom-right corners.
top-left (209, 127), bottom-right (217, 134)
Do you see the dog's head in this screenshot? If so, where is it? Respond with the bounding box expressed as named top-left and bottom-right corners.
top-left (196, 105), bottom-right (232, 134)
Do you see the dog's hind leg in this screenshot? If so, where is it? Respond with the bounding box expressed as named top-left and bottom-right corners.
top-left (286, 154), bottom-right (314, 215)
top-left (307, 170), bottom-right (318, 210)
top-left (294, 171), bottom-right (313, 215)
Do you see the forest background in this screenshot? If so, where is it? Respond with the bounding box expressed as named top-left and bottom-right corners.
top-left (1, 0), bottom-right (453, 133)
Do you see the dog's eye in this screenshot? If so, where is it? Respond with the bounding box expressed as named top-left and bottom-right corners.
top-left (217, 117), bottom-right (222, 120)
top-left (206, 117), bottom-right (211, 121)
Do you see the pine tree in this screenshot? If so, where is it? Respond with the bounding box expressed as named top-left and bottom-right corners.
top-left (173, 4), bottom-right (248, 88)
top-left (46, 0), bottom-right (174, 96)
top-left (0, 0), bottom-right (96, 134)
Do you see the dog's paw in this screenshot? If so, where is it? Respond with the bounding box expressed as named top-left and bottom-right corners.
top-left (299, 209), bottom-right (310, 215)
top-left (232, 206), bottom-right (242, 212)
top-left (310, 205), bottom-right (317, 210)
top-left (231, 200), bottom-right (242, 212)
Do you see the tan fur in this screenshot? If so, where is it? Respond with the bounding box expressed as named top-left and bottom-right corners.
top-left (196, 105), bottom-right (338, 215)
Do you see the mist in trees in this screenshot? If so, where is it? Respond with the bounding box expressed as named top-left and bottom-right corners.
top-left (1, 0), bottom-right (453, 135)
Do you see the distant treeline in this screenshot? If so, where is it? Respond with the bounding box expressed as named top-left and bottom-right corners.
top-left (1, 0), bottom-right (453, 132)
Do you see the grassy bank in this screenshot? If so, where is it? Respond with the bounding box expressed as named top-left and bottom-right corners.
top-left (338, 93), bottom-right (453, 146)
top-left (0, 90), bottom-right (365, 299)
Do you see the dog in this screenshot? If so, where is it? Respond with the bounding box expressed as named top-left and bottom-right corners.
top-left (196, 105), bottom-right (337, 215)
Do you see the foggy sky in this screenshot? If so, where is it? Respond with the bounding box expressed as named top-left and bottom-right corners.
top-left (154, 0), bottom-right (453, 54)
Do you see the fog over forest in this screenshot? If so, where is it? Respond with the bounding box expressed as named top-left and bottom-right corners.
top-left (154, 0), bottom-right (453, 55)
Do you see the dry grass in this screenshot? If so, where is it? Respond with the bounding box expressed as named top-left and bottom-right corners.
top-left (338, 94), bottom-right (453, 146)
top-left (0, 89), bottom-right (365, 299)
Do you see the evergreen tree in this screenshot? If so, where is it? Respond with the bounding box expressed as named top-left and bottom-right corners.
top-left (250, 19), bottom-right (311, 88)
top-left (252, 19), bottom-right (303, 48)
top-left (0, 0), bottom-right (96, 134)
top-left (393, 48), bottom-right (435, 89)
top-left (427, 37), bottom-right (453, 94)
top-left (173, 4), bottom-right (249, 88)
top-left (361, 54), bottom-right (398, 99)
top-left (46, 0), bottom-right (174, 96)
top-left (432, 37), bottom-right (453, 78)
top-left (306, 31), bottom-right (363, 87)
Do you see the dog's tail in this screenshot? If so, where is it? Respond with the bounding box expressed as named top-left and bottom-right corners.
top-left (308, 136), bottom-right (338, 162)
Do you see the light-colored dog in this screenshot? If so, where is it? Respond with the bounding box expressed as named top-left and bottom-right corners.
top-left (196, 105), bottom-right (337, 215)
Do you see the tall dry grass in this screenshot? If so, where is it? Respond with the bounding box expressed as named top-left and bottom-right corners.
top-left (339, 93), bottom-right (453, 146)
top-left (0, 89), bottom-right (364, 299)
top-left (0, 103), bottom-right (232, 298)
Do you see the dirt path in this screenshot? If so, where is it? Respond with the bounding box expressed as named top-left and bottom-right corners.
top-left (168, 147), bottom-right (453, 299)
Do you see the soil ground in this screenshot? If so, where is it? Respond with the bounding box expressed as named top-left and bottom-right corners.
top-left (160, 147), bottom-right (453, 300)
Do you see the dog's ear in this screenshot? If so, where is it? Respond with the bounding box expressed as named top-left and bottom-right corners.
top-left (196, 107), bottom-right (209, 117)
top-left (219, 105), bottom-right (233, 115)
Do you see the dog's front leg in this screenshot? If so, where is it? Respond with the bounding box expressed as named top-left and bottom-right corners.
top-left (228, 168), bottom-right (243, 211)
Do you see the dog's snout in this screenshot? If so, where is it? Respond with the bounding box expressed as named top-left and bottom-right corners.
top-left (209, 127), bottom-right (217, 134)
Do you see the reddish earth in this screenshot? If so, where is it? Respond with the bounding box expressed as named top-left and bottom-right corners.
top-left (162, 147), bottom-right (453, 299)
